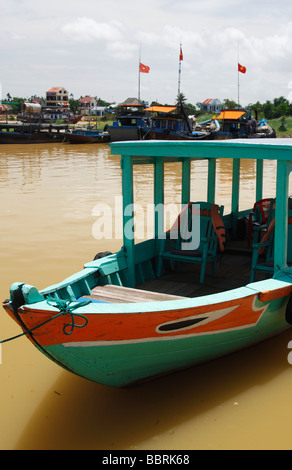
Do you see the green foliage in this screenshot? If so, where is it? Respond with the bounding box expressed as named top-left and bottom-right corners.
top-left (267, 116), bottom-right (292, 136)
top-left (247, 96), bottom-right (292, 120)
top-left (279, 116), bottom-right (287, 132)
top-left (222, 98), bottom-right (238, 109)
top-left (68, 98), bottom-right (79, 114)
top-left (96, 97), bottom-right (111, 107)
top-left (176, 93), bottom-right (187, 106)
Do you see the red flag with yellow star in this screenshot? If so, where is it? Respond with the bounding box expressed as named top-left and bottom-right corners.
top-left (179, 46), bottom-right (183, 61)
top-left (238, 63), bottom-right (246, 74)
top-left (140, 63), bottom-right (150, 73)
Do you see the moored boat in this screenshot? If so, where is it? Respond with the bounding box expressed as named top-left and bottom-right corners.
top-left (107, 98), bottom-right (148, 142)
top-left (65, 127), bottom-right (110, 144)
top-left (143, 106), bottom-right (219, 140)
top-left (2, 139), bottom-right (292, 388)
top-left (214, 109), bottom-right (276, 139)
top-left (108, 104), bottom-right (219, 142)
top-left (108, 102), bottom-right (276, 142)
top-left (0, 122), bottom-right (69, 144)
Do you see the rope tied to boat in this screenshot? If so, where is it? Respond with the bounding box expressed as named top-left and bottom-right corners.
top-left (0, 297), bottom-right (91, 344)
top-left (46, 296), bottom-right (90, 335)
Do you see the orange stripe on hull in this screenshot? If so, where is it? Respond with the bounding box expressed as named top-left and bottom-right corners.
top-left (15, 293), bottom-right (272, 347)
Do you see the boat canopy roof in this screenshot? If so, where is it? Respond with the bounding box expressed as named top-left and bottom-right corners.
top-left (144, 106), bottom-right (177, 113)
top-left (217, 110), bottom-right (246, 120)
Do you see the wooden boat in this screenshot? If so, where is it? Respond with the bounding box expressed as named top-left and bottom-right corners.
top-left (108, 112), bottom-right (147, 141)
top-left (65, 128), bottom-right (110, 144)
top-left (68, 115), bottom-right (83, 125)
top-left (214, 110), bottom-right (276, 139)
top-left (108, 104), bottom-right (275, 142)
top-left (3, 139), bottom-right (292, 388)
top-left (0, 122), bottom-right (69, 144)
top-left (108, 102), bottom-right (219, 142)
top-left (107, 98), bottom-right (148, 142)
top-left (143, 106), bottom-right (218, 140)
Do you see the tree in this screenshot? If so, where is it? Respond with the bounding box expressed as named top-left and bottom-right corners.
top-left (69, 98), bottom-right (79, 114)
top-left (96, 97), bottom-right (111, 107)
top-left (176, 93), bottom-right (187, 107)
top-left (222, 98), bottom-right (238, 109)
top-left (273, 96), bottom-right (289, 108)
top-left (262, 101), bottom-right (274, 120)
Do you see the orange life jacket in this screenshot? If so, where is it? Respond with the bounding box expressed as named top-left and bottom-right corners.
top-left (211, 204), bottom-right (226, 252)
top-left (167, 202), bottom-right (225, 252)
top-left (259, 215), bottom-right (292, 255)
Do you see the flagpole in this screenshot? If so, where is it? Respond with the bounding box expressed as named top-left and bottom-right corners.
top-left (238, 69), bottom-right (240, 108)
top-left (178, 43), bottom-right (182, 97)
top-left (237, 41), bottom-right (240, 108)
top-left (138, 43), bottom-right (141, 101)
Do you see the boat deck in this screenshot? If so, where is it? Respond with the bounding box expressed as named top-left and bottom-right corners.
top-left (83, 240), bottom-right (270, 304)
top-left (136, 240), bottom-right (265, 299)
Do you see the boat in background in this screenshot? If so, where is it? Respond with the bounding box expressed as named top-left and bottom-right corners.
top-left (107, 98), bottom-right (148, 142)
top-left (0, 122), bottom-right (69, 144)
top-left (214, 109), bottom-right (276, 139)
top-left (2, 139), bottom-right (292, 388)
top-left (65, 127), bottom-right (110, 144)
top-left (144, 107), bottom-right (276, 141)
top-left (108, 102), bottom-right (220, 142)
top-left (143, 105), bottom-right (219, 140)
top-left (18, 102), bottom-right (83, 125)
top-left (108, 100), bottom-right (276, 142)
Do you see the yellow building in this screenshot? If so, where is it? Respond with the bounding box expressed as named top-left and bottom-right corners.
top-left (46, 87), bottom-right (69, 110)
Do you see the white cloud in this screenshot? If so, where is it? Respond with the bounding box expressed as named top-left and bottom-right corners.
top-left (61, 17), bottom-right (125, 43)
top-left (61, 17), bottom-right (138, 61)
top-left (1, 1), bottom-right (292, 105)
top-left (106, 41), bottom-right (138, 60)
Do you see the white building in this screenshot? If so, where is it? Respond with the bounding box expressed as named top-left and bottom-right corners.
top-left (79, 97), bottom-right (98, 116)
top-left (200, 98), bottom-right (222, 113)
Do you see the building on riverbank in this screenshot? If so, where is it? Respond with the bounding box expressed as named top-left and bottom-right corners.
top-left (45, 87), bottom-right (69, 111)
top-left (200, 98), bottom-right (222, 113)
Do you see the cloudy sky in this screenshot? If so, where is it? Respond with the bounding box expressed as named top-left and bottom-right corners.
top-left (1, 0), bottom-right (292, 107)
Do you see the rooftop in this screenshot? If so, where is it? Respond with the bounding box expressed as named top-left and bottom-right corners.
top-left (80, 97), bottom-right (95, 103)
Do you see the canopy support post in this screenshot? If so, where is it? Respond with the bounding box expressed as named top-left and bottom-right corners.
top-left (256, 159), bottom-right (263, 202)
top-left (154, 157), bottom-right (164, 244)
top-left (207, 158), bottom-right (216, 203)
top-left (181, 158), bottom-right (191, 205)
top-left (231, 158), bottom-right (240, 238)
top-left (274, 160), bottom-right (289, 271)
top-left (121, 155), bottom-right (135, 287)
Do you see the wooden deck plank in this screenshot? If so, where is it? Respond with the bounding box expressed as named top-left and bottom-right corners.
top-left (88, 284), bottom-right (186, 303)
